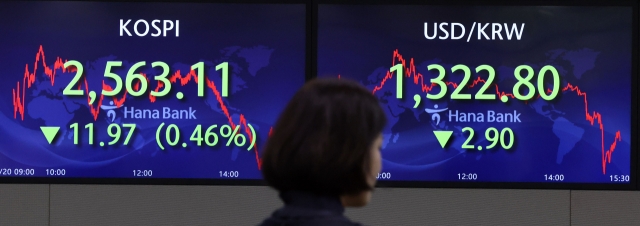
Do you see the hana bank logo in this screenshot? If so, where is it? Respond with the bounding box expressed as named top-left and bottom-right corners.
top-left (100, 101), bottom-right (122, 122)
top-left (425, 104), bottom-right (447, 126)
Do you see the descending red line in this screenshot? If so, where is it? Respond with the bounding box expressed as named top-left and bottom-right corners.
top-left (11, 45), bottom-right (264, 170)
top-left (561, 83), bottom-right (621, 174)
top-left (370, 49), bottom-right (622, 175)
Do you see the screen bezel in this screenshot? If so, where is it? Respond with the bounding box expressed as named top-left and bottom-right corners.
top-left (312, 0), bottom-right (639, 190)
top-left (0, 0), bottom-right (637, 190)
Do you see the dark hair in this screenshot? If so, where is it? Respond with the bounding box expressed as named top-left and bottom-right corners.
top-left (261, 77), bottom-right (387, 196)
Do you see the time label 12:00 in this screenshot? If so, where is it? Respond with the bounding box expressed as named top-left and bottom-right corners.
top-left (61, 60), bottom-right (230, 98)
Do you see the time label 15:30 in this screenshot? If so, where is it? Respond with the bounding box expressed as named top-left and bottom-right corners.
top-left (610, 175), bottom-right (630, 182)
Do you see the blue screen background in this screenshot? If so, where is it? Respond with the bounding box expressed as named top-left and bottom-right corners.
top-left (0, 1), bottom-right (306, 179)
top-left (318, 5), bottom-right (633, 183)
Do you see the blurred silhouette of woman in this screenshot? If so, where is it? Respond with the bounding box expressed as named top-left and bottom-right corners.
top-left (258, 78), bottom-right (387, 226)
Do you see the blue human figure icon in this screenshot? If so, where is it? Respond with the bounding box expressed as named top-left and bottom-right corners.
top-left (425, 104), bottom-right (448, 126)
top-left (100, 100), bottom-right (120, 122)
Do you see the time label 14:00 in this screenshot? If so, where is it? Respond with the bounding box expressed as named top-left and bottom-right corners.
top-left (391, 63), bottom-right (560, 101)
top-left (61, 60), bottom-right (230, 98)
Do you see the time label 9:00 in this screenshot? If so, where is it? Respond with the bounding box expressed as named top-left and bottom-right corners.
top-left (0, 168), bottom-right (35, 176)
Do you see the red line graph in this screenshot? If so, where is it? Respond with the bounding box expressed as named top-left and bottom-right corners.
top-left (11, 45), bottom-right (263, 170)
top-left (370, 49), bottom-right (621, 175)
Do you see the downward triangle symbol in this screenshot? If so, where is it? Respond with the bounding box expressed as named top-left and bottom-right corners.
top-left (433, 131), bottom-right (453, 148)
top-left (40, 126), bottom-right (60, 144)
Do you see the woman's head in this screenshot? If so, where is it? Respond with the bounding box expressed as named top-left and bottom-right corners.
top-left (261, 77), bottom-right (387, 207)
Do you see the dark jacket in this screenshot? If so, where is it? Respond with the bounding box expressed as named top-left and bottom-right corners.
top-left (258, 191), bottom-right (362, 226)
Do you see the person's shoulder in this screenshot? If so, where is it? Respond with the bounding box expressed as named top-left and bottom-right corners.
top-left (257, 207), bottom-right (363, 226)
top-left (258, 217), bottom-right (362, 226)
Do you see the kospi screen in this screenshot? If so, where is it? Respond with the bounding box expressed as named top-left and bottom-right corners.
top-left (0, 1), bottom-right (306, 182)
top-left (317, 2), bottom-right (637, 188)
